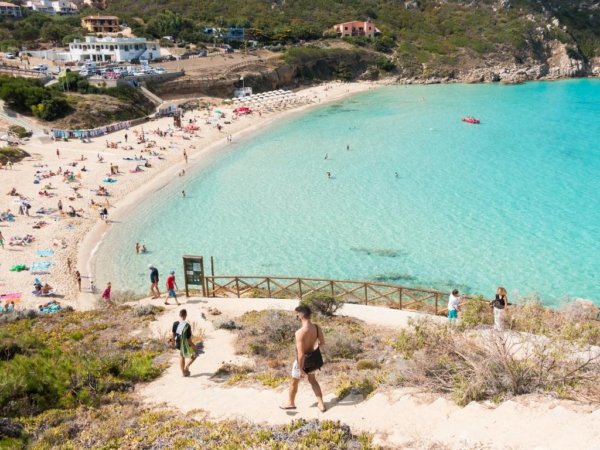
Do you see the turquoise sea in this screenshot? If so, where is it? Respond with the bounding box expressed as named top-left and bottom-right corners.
top-left (95, 80), bottom-right (600, 306)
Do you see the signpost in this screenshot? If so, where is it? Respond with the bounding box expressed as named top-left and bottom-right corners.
top-left (182, 255), bottom-right (205, 297)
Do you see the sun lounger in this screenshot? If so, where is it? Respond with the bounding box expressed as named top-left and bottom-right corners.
top-left (32, 290), bottom-right (56, 297)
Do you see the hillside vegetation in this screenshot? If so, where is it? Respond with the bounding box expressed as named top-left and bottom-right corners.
top-left (1, 1), bottom-right (599, 79)
top-left (0, 306), bottom-right (376, 449)
top-left (107, 0), bottom-right (599, 69)
top-left (0, 76), bottom-right (154, 128)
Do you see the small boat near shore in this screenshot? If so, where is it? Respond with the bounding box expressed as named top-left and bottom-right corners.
top-left (462, 117), bottom-right (481, 124)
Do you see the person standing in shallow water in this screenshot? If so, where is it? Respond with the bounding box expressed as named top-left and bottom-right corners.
top-left (492, 286), bottom-right (508, 331)
top-left (280, 305), bottom-right (326, 412)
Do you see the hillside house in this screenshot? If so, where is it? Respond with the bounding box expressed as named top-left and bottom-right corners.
top-left (0, 1), bottom-right (21, 17)
top-left (81, 15), bottom-right (120, 33)
top-left (25, 0), bottom-right (78, 14)
top-left (332, 20), bottom-right (380, 38)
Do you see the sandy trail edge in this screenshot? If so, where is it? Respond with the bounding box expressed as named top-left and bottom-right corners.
top-left (136, 298), bottom-right (600, 450)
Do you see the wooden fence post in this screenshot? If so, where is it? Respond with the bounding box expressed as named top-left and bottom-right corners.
top-left (298, 279), bottom-right (303, 299)
top-left (267, 278), bottom-right (272, 298)
top-left (364, 284), bottom-right (368, 305)
top-left (398, 288), bottom-right (403, 310)
top-left (434, 293), bottom-right (439, 315)
top-left (235, 277), bottom-right (240, 298)
top-left (330, 281), bottom-right (335, 299)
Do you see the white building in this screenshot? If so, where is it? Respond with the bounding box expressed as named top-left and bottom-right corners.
top-left (68, 36), bottom-right (161, 62)
top-left (0, 1), bottom-right (22, 17)
top-left (26, 0), bottom-right (78, 14)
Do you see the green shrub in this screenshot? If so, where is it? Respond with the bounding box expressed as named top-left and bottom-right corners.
top-left (300, 293), bottom-right (344, 317)
top-left (335, 374), bottom-right (379, 399)
top-left (326, 333), bottom-right (362, 360)
top-left (120, 351), bottom-right (163, 382)
top-left (30, 96), bottom-right (70, 120)
top-left (392, 319), bottom-right (449, 359)
top-left (356, 359), bottom-right (380, 371)
top-left (8, 125), bottom-right (31, 139)
top-left (459, 295), bottom-right (493, 328)
top-left (0, 147), bottom-right (29, 165)
top-left (375, 56), bottom-right (396, 72)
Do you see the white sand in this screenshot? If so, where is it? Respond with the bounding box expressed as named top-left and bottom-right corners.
top-left (0, 81), bottom-right (376, 310)
top-left (137, 298), bottom-right (600, 450)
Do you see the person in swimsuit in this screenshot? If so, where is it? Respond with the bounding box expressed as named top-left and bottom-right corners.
top-left (280, 305), bottom-right (326, 412)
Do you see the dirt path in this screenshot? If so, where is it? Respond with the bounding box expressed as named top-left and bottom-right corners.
top-left (137, 298), bottom-right (600, 449)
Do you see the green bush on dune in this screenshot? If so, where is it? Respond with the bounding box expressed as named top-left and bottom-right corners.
top-left (0, 147), bottom-right (29, 165)
top-left (0, 308), bottom-right (167, 418)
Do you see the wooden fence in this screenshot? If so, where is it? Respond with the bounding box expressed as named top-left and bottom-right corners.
top-left (204, 275), bottom-right (453, 315)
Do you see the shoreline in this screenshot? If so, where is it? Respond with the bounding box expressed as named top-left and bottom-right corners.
top-left (76, 81), bottom-right (379, 309)
top-left (3, 78), bottom-right (598, 310)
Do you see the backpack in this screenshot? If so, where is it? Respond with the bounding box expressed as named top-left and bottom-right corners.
top-left (171, 320), bottom-right (190, 349)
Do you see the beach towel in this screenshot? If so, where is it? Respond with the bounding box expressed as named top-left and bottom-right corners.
top-left (30, 261), bottom-right (52, 274)
top-left (36, 249), bottom-right (55, 257)
top-left (0, 293), bottom-right (22, 301)
top-left (10, 264), bottom-right (27, 272)
top-left (102, 178), bottom-right (117, 183)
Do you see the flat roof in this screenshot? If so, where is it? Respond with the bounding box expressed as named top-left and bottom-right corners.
top-left (0, 2), bottom-right (20, 6)
top-left (83, 15), bottom-right (119, 20)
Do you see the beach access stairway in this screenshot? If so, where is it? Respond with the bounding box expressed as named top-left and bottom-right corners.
top-left (139, 85), bottom-right (163, 107)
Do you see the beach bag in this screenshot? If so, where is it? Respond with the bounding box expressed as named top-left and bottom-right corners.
top-left (303, 348), bottom-right (324, 372)
top-left (492, 298), bottom-right (505, 309)
top-left (171, 320), bottom-right (181, 349)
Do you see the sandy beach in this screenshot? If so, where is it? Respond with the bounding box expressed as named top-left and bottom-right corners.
top-left (0, 81), bottom-right (378, 311)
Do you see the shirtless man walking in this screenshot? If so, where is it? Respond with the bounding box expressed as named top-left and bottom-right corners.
top-left (280, 305), bottom-right (326, 412)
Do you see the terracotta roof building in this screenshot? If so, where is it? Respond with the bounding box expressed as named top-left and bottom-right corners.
top-left (81, 15), bottom-right (120, 33)
top-left (332, 20), bottom-right (380, 38)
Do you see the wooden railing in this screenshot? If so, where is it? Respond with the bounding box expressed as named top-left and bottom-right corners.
top-left (204, 275), bottom-right (453, 315)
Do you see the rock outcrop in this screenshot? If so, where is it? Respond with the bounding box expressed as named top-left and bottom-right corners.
top-left (545, 41), bottom-right (586, 78)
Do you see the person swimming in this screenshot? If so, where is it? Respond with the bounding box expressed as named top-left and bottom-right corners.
top-left (326, 172), bottom-right (331, 179)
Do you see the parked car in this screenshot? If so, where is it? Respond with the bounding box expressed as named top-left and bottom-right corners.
top-left (5, 52), bottom-right (15, 59)
top-left (32, 64), bottom-right (49, 72)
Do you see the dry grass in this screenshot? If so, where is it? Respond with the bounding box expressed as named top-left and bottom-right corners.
top-left (17, 397), bottom-right (378, 449)
top-left (396, 318), bottom-right (600, 405)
